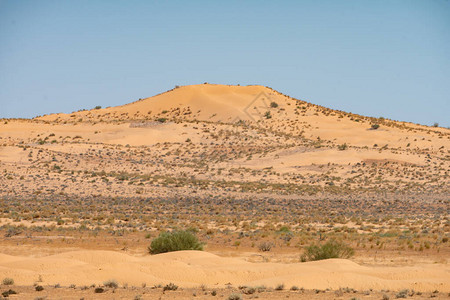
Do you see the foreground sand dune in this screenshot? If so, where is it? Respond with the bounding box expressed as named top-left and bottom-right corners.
top-left (0, 250), bottom-right (448, 292)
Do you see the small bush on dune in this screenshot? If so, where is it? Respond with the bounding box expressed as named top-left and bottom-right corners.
top-left (1, 289), bottom-right (17, 297)
top-left (240, 286), bottom-right (255, 294)
top-left (395, 289), bottom-right (408, 298)
top-left (228, 293), bottom-right (242, 300)
top-left (301, 240), bottom-right (354, 261)
top-left (104, 279), bottom-right (118, 288)
top-left (35, 285), bottom-right (44, 291)
top-left (338, 143), bottom-right (348, 151)
top-left (2, 278), bottom-right (14, 285)
top-left (258, 241), bottom-right (273, 252)
top-left (148, 230), bottom-right (203, 254)
top-left (163, 283), bottom-right (178, 291)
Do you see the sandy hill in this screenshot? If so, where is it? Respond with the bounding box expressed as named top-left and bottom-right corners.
top-left (0, 83), bottom-right (448, 199)
top-left (36, 83), bottom-right (448, 149)
top-left (38, 84), bottom-right (278, 123)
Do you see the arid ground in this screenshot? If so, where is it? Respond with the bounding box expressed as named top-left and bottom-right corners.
top-left (0, 84), bottom-right (449, 299)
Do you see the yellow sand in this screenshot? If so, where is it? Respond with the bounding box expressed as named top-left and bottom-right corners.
top-left (0, 250), bottom-right (448, 292)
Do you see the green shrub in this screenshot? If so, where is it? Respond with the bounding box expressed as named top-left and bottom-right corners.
top-left (371, 124), bottom-right (380, 130)
top-left (148, 230), bottom-right (203, 254)
top-left (270, 101), bottom-right (278, 108)
top-left (301, 240), bottom-right (354, 261)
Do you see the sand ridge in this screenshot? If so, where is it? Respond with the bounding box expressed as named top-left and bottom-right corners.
top-left (0, 250), bottom-right (448, 292)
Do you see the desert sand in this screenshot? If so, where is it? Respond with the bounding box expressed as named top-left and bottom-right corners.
top-left (0, 84), bottom-right (448, 299)
top-left (0, 250), bottom-right (449, 292)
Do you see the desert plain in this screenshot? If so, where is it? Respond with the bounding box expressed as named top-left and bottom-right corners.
top-left (0, 84), bottom-right (449, 299)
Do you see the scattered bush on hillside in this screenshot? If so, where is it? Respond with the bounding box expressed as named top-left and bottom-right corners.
top-left (35, 285), bottom-right (44, 292)
top-left (395, 289), bottom-right (409, 298)
top-left (371, 124), bottom-right (380, 130)
top-left (228, 293), bottom-right (242, 300)
top-left (301, 240), bottom-right (354, 261)
top-left (103, 279), bottom-right (118, 288)
top-left (1, 289), bottom-right (17, 297)
top-left (163, 283), bottom-right (178, 291)
top-left (337, 143), bottom-right (348, 151)
top-left (4, 226), bottom-right (22, 238)
top-left (148, 230), bottom-right (203, 254)
top-left (2, 278), bottom-right (14, 285)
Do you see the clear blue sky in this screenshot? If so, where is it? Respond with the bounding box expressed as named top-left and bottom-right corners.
top-left (1, 0), bottom-right (449, 127)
